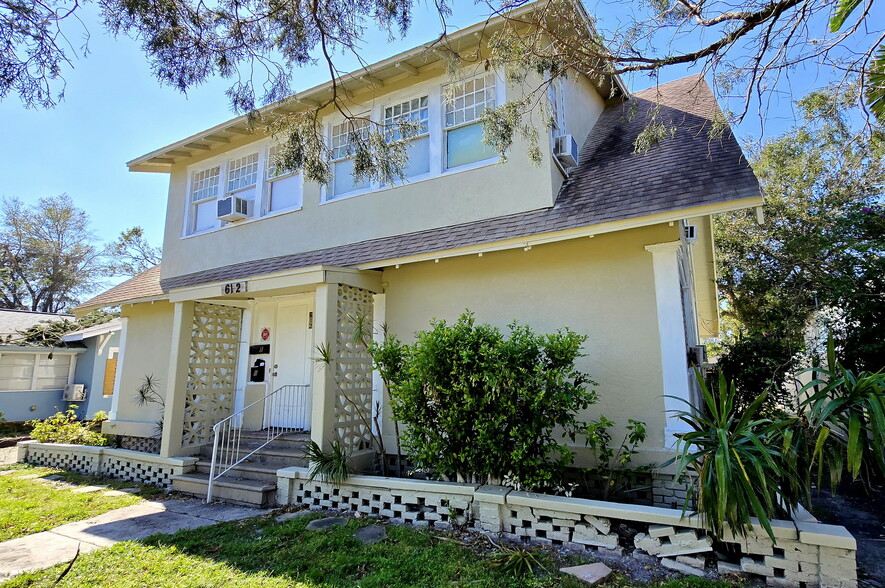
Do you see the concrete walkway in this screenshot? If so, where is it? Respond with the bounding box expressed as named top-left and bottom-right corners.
top-left (0, 498), bottom-right (270, 581)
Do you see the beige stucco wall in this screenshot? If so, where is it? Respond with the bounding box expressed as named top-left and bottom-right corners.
top-left (112, 301), bottom-right (175, 428)
top-left (158, 68), bottom-right (606, 283)
top-left (379, 222), bottom-right (681, 462)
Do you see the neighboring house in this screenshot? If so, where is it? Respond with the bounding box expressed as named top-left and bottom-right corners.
top-left (0, 309), bottom-right (81, 421)
top-left (74, 2), bottom-right (760, 497)
top-left (61, 319), bottom-right (122, 419)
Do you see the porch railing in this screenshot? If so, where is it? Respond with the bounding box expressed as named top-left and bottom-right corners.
top-left (206, 384), bottom-right (311, 503)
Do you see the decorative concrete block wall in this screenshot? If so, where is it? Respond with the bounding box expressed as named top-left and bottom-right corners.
top-left (17, 441), bottom-right (197, 489)
top-left (277, 467), bottom-right (857, 587)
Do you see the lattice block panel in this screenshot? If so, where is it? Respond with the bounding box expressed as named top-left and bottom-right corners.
top-left (289, 479), bottom-right (472, 529)
top-left (182, 302), bottom-right (242, 447)
top-left (100, 456), bottom-right (176, 489)
top-left (118, 435), bottom-right (161, 454)
top-left (501, 506), bottom-right (619, 548)
top-left (24, 446), bottom-right (101, 475)
top-left (333, 285), bottom-right (374, 452)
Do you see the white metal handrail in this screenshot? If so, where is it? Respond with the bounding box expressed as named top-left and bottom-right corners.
top-left (206, 384), bottom-right (311, 502)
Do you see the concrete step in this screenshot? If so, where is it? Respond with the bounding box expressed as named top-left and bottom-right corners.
top-left (198, 448), bottom-right (309, 469)
top-left (171, 473), bottom-right (277, 508)
top-left (195, 460), bottom-right (280, 482)
top-left (198, 434), bottom-right (311, 457)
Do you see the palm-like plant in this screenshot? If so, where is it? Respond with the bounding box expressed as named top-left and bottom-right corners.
top-left (665, 370), bottom-right (806, 542)
top-left (801, 337), bottom-right (885, 487)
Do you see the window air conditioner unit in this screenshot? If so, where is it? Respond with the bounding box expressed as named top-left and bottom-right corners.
top-left (554, 134), bottom-right (579, 168)
top-left (63, 384), bottom-right (86, 402)
top-left (217, 196), bottom-right (251, 221)
top-left (684, 224), bottom-right (697, 243)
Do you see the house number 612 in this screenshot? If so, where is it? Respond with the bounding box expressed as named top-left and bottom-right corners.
top-left (222, 281), bottom-right (247, 295)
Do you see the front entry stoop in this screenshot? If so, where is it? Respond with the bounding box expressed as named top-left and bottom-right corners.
top-left (171, 431), bottom-right (309, 507)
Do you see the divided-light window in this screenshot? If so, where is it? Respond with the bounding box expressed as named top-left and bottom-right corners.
top-left (190, 166), bottom-right (220, 233)
top-left (330, 118), bottom-right (370, 199)
top-left (384, 96), bottom-right (430, 179)
top-left (444, 73), bottom-right (497, 169)
top-left (266, 144), bottom-right (303, 213)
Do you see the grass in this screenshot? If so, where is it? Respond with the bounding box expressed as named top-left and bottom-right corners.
top-left (0, 464), bottom-right (162, 541)
top-left (1, 511), bottom-right (743, 588)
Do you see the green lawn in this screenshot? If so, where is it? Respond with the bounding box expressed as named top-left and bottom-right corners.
top-left (1, 511), bottom-right (742, 587)
top-left (0, 465), bottom-right (159, 541)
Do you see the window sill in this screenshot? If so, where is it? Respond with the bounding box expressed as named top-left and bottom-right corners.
top-left (319, 157), bottom-right (501, 206)
top-left (181, 205), bottom-right (304, 239)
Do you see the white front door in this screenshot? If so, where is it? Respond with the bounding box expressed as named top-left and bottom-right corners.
top-left (267, 300), bottom-right (313, 429)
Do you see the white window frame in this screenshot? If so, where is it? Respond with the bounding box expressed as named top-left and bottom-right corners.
top-left (263, 143), bottom-right (304, 216)
top-left (382, 95), bottom-right (432, 182)
top-left (182, 139), bottom-right (304, 237)
top-left (548, 75), bottom-right (566, 139)
top-left (326, 115), bottom-right (373, 201)
top-left (442, 71), bottom-right (502, 171)
top-left (187, 165), bottom-right (221, 235)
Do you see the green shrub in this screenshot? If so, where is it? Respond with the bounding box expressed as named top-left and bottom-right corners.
top-left (583, 416), bottom-right (649, 500)
top-left (666, 370), bottom-right (807, 542)
top-left (374, 311), bottom-right (596, 492)
top-left (801, 336), bottom-right (885, 487)
top-left (28, 407), bottom-right (110, 446)
top-left (715, 333), bottom-right (800, 415)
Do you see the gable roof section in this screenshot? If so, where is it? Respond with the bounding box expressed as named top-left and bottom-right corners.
top-left (158, 74), bottom-right (759, 292)
top-left (0, 309), bottom-right (74, 342)
top-left (76, 265), bottom-right (165, 311)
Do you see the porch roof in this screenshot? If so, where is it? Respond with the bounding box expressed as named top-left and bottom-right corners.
top-left (159, 75), bottom-right (760, 292)
top-left (76, 265), bottom-right (166, 313)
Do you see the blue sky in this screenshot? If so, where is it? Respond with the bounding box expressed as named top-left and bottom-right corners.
top-left (0, 0), bottom-right (875, 263)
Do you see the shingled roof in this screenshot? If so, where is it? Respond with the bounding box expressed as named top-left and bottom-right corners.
top-left (158, 74), bottom-right (758, 292)
top-left (77, 265), bottom-right (165, 310)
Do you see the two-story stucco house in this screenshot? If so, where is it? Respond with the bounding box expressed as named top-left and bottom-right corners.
top-left (58, 3), bottom-right (760, 504)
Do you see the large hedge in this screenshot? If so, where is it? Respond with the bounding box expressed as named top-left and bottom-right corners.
top-left (374, 312), bottom-right (596, 492)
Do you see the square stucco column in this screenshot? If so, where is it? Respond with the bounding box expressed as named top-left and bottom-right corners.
top-left (311, 284), bottom-right (338, 450)
top-left (645, 241), bottom-right (693, 447)
top-left (160, 301), bottom-right (196, 458)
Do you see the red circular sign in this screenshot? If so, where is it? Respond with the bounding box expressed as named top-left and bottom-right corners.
top-left (260, 328), bottom-right (270, 341)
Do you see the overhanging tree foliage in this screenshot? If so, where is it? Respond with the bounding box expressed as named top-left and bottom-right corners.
top-left (104, 226), bottom-right (162, 277)
top-left (2, 0), bottom-right (883, 182)
top-left (714, 89), bottom-right (885, 371)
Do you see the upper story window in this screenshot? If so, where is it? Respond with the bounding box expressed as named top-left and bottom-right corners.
top-left (185, 142), bottom-right (303, 235)
top-left (549, 77), bottom-right (566, 138)
top-left (266, 144), bottom-right (303, 213)
top-left (384, 96), bottom-right (430, 178)
top-left (444, 73), bottom-right (497, 169)
top-left (190, 166), bottom-right (221, 233)
top-left (329, 118), bottom-right (370, 199)
top-left (227, 152), bottom-right (259, 196)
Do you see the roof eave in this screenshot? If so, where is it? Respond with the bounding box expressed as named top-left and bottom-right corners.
top-left (126, 0), bottom-right (622, 172)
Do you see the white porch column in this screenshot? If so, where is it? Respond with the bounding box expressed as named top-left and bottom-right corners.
top-left (645, 241), bottom-right (693, 448)
top-left (160, 301), bottom-right (196, 457)
top-left (311, 284), bottom-right (338, 450)
top-left (108, 317), bottom-right (128, 421)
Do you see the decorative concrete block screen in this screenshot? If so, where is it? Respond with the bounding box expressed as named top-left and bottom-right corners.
top-left (278, 467), bottom-right (857, 587)
top-left (182, 302), bottom-right (242, 447)
top-left (118, 435), bottom-right (161, 454)
top-left (17, 441), bottom-right (197, 490)
top-left (333, 285), bottom-right (374, 453)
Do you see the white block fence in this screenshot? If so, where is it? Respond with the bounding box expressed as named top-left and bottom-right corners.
top-left (278, 467), bottom-right (857, 588)
top-left (16, 440), bottom-right (197, 489)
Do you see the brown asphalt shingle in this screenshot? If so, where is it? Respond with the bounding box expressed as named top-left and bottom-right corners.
top-left (78, 265), bottom-right (164, 309)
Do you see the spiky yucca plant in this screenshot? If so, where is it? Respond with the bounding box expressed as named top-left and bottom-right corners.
top-left (304, 440), bottom-right (352, 485)
top-left (666, 370), bottom-right (806, 542)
